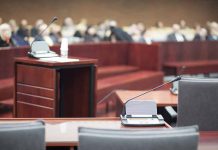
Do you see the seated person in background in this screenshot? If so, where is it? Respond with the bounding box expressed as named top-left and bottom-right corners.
top-left (36, 23), bottom-right (54, 46)
top-left (0, 23), bottom-right (14, 47)
top-left (193, 28), bottom-right (207, 41)
top-left (31, 19), bottom-right (44, 37)
top-left (84, 25), bottom-right (100, 42)
top-left (109, 20), bottom-right (133, 42)
top-left (17, 19), bottom-right (30, 41)
top-left (167, 24), bottom-right (186, 42)
top-left (49, 23), bottom-right (61, 45)
top-left (75, 18), bottom-right (88, 38)
top-left (179, 20), bottom-right (196, 41)
top-left (206, 21), bottom-right (218, 41)
top-left (61, 17), bottom-right (77, 43)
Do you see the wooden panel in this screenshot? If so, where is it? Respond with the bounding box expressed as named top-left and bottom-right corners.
top-left (17, 64), bottom-right (55, 88)
top-left (160, 41), bottom-right (218, 63)
top-left (17, 83), bottom-right (55, 99)
top-left (52, 42), bottom-right (128, 66)
top-left (17, 93), bottom-right (54, 108)
top-left (16, 102), bottom-right (54, 118)
top-left (0, 47), bottom-right (27, 79)
top-left (60, 66), bottom-right (92, 117)
top-left (128, 43), bottom-right (161, 71)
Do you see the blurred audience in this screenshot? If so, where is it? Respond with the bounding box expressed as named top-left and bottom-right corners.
top-left (0, 17), bottom-right (218, 47)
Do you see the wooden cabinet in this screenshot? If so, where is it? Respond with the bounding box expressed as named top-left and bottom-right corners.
top-left (14, 57), bottom-right (97, 118)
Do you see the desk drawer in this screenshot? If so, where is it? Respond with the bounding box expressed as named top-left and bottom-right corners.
top-left (17, 83), bottom-right (55, 99)
top-left (17, 93), bottom-right (54, 108)
top-left (16, 102), bottom-right (54, 118)
top-left (17, 64), bottom-right (55, 88)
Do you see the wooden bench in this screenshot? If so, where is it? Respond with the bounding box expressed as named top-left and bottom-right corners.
top-left (160, 41), bottom-right (218, 75)
top-left (164, 60), bottom-right (218, 75)
top-left (97, 71), bottom-right (163, 101)
top-left (97, 65), bottom-right (140, 79)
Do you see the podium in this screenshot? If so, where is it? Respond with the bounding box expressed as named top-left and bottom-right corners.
top-left (14, 57), bottom-right (97, 118)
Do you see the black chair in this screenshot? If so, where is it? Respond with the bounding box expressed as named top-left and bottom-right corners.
top-left (177, 78), bottom-right (218, 131)
top-left (0, 120), bottom-right (45, 150)
top-left (78, 126), bottom-right (199, 150)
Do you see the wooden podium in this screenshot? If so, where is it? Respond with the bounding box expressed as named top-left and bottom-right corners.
top-left (14, 57), bottom-right (97, 118)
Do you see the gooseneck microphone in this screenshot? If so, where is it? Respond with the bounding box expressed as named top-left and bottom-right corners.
top-left (30, 16), bottom-right (58, 49)
top-left (124, 75), bottom-right (182, 104)
top-left (97, 66), bottom-right (185, 105)
top-left (125, 66), bottom-right (186, 104)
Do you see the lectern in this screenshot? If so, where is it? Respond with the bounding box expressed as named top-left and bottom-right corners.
top-left (14, 57), bottom-right (97, 118)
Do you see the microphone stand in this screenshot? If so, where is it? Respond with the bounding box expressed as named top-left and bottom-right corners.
top-left (125, 76), bottom-right (181, 104)
top-left (30, 17), bottom-right (58, 50)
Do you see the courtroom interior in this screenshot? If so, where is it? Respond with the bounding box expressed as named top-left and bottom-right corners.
top-left (0, 0), bottom-right (218, 150)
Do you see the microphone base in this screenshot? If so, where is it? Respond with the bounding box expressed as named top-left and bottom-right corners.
top-left (120, 114), bottom-right (165, 127)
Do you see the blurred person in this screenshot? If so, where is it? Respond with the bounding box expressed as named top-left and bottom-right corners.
top-left (35, 23), bottom-right (54, 46)
top-left (167, 24), bottom-right (186, 42)
top-left (49, 23), bottom-right (61, 44)
top-left (96, 21), bottom-right (107, 41)
top-left (31, 19), bottom-right (44, 37)
top-left (206, 21), bottom-right (218, 41)
top-left (142, 30), bottom-right (152, 44)
top-left (179, 20), bottom-right (195, 41)
top-left (109, 20), bottom-right (133, 42)
top-left (61, 17), bottom-right (76, 43)
top-left (127, 23), bottom-right (144, 42)
top-left (17, 19), bottom-right (30, 40)
top-left (8, 19), bottom-right (18, 34)
top-left (75, 18), bottom-right (87, 38)
top-left (0, 23), bottom-right (14, 47)
top-left (84, 25), bottom-right (100, 42)
top-left (193, 28), bottom-right (207, 41)
top-left (179, 20), bottom-right (187, 29)
top-left (155, 21), bottom-right (164, 28)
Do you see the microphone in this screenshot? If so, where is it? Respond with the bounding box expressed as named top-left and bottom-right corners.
top-left (124, 75), bottom-right (182, 104)
top-left (170, 65), bottom-right (186, 95)
top-left (30, 16), bottom-right (58, 49)
top-left (120, 75), bottom-right (182, 121)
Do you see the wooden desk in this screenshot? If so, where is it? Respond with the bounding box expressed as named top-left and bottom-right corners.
top-left (14, 57), bottom-right (97, 118)
top-left (0, 118), bottom-right (217, 150)
top-left (0, 118), bottom-right (169, 147)
top-left (115, 90), bottom-right (178, 116)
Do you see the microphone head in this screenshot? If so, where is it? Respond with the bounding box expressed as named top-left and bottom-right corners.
top-left (171, 75), bottom-right (182, 82)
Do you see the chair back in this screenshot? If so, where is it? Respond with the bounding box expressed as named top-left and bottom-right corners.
top-left (78, 126), bottom-right (199, 150)
top-left (177, 78), bottom-right (218, 131)
top-left (0, 120), bottom-right (45, 150)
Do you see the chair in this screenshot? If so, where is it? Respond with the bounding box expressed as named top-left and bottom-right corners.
top-left (78, 126), bottom-right (199, 150)
top-left (177, 78), bottom-right (218, 131)
top-left (0, 120), bottom-right (45, 150)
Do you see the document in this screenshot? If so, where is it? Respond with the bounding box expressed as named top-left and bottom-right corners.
top-left (39, 57), bottom-right (79, 62)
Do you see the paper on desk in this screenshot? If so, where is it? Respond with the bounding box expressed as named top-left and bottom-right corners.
top-left (125, 100), bottom-right (157, 115)
top-left (39, 57), bottom-right (79, 62)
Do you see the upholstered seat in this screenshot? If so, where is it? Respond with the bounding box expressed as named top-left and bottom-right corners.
top-left (177, 78), bottom-right (218, 131)
top-left (0, 120), bottom-right (45, 150)
top-left (79, 126), bottom-right (199, 150)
